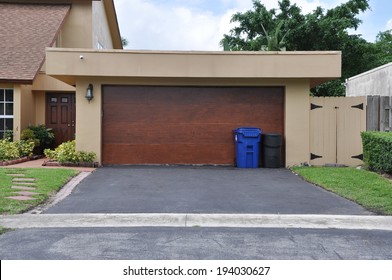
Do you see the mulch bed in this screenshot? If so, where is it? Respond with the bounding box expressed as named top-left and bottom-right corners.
top-left (43, 160), bottom-right (99, 168)
top-left (0, 157), bottom-right (30, 167)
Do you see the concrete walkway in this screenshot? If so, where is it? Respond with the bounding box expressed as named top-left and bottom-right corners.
top-left (2, 213), bottom-right (392, 231)
top-left (3, 157), bottom-right (96, 172)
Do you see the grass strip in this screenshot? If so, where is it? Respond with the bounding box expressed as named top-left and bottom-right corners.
top-left (0, 168), bottom-right (78, 214)
top-left (292, 166), bottom-right (392, 215)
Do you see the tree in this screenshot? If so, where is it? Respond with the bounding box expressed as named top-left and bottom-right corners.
top-left (222, 0), bottom-right (373, 96)
top-left (373, 30), bottom-right (392, 65)
top-left (121, 37), bottom-right (129, 48)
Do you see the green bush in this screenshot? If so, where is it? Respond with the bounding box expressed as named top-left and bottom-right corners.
top-left (21, 125), bottom-right (54, 154)
top-left (17, 140), bottom-right (35, 157)
top-left (44, 140), bottom-right (96, 164)
top-left (0, 138), bottom-right (34, 161)
top-left (0, 139), bottom-right (19, 161)
top-left (361, 131), bottom-right (392, 173)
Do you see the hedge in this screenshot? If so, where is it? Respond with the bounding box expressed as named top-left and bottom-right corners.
top-left (361, 131), bottom-right (392, 173)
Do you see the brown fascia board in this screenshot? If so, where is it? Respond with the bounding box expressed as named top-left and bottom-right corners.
top-left (0, 79), bottom-right (34, 85)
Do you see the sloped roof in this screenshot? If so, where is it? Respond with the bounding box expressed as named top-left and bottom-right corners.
top-left (0, 3), bottom-right (70, 83)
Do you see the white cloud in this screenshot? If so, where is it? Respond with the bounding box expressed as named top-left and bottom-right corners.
top-left (115, 0), bottom-right (224, 50)
top-left (387, 19), bottom-right (392, 30)
top-left (114, 0), bottom-right (370, 51)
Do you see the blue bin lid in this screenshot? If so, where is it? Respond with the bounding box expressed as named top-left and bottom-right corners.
top-left (234, 127), bottom-right (262, 137)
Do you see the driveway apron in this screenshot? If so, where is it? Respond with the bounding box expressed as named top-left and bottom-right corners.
top-left (45, 166), bottom-right (371, 215)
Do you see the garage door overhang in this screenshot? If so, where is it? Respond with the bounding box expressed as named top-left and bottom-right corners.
top-left (45, 48), bottom-right (341, 87)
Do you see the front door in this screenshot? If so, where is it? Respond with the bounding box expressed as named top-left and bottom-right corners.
top-left (46, 93), bottom-right (75, 147)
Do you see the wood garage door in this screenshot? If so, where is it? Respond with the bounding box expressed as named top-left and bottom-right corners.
top-left (102, 86), bottom-right (284, 165)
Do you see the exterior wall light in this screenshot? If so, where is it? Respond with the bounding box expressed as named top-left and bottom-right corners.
top-left (86, 83), bottom-right (94, 102)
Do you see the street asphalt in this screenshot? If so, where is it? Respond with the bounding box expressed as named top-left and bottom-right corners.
top-left (1, 227), bottom-right (392, 260)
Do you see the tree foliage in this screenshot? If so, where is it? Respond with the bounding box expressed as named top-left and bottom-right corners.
top-left (222, 0), bottom-right (392, 96)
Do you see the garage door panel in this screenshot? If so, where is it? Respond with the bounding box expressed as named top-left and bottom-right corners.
top-left (104, 124), bottom-right (237, 144)
top-left (103, 143), bottom-right (235, 165)
top-left (103, 86), bottom-right (284, 165)
top-left (104, 102), bottom-right (283, 127)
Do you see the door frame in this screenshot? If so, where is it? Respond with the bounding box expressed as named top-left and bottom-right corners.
top-left (45, 92), bottom-right (76, 147)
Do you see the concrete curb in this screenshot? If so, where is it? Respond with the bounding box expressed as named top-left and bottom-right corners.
top-left (27, 172), bottom-right (92, 214)
top-left (1, 214), bottom-right (392, 231)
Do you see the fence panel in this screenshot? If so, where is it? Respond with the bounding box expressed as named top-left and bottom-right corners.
top-left (310, 97), bottom-right (366, 166)
top-left (366, 96), bottom-right (392, 132)
top-left (366, 96), bottom-right (380, 131)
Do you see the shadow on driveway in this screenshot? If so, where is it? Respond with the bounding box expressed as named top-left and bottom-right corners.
top-left (45, 166), bottom-right (371, 215)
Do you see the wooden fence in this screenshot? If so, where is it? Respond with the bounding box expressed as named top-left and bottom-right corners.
top-left (310, 97), bottom-right (366, 166)
top-left (366, 96), bottom-right (392, 132)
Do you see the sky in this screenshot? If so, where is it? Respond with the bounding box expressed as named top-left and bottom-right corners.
top-left (113, 0), bottom-right (392, 51)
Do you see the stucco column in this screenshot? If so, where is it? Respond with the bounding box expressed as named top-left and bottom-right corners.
top-left (75, 78), bottom-right (102, 163)
top-left (285, 80), bottom-right (311, 166)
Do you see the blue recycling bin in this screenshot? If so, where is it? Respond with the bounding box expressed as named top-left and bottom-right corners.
top-left (233, 127), bottom-right (262, 168)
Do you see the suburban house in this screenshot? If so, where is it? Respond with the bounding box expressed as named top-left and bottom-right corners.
top-left (346, 62), bottom-right (392, 132)
top-left (1, 0), bottom-right (342, 167)
top-left (0, 0), bottom-right (122, 146)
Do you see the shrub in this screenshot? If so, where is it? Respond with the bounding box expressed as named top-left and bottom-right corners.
top-left (21, 125), bottom-right (54, 154)
top-left (0, 139), bottom-right (19, 161)
top-left (0, 139), bottom-right (34, 161)
top-left (17, 140), bottom-right (35, 157)
top-left (361, 131), bottom-right (392, 173)
top-left (44, 140), bottom-right (96, 164)
top-left (20, 128), bottom-right (39, 147)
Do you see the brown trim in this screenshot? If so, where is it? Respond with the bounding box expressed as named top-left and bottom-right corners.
top-left (0, 79), bottom-right (33, 85)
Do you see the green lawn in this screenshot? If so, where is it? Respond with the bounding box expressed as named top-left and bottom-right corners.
top-left (0, 168), bottom-right (78, 214)
top-left (292, 166), bottom-right (392, 215)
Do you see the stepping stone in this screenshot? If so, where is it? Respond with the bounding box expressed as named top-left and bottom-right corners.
top-left (12, 182), bottom-right (36, 186)
top-left (13, 191), bottom-right (38, 196)
top-left (6, 174), bottom-right (26, 177)
top-left (11, 186), bottom-right (37, 191)
top-left (13, 178), bottom-right (35, 182)
top-left (6, 196), bottom-right (37, 201)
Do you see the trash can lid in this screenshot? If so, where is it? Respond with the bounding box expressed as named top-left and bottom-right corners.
top-left (234, 127), bottom-right (262, 137)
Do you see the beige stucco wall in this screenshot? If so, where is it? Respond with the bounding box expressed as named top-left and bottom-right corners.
top-left (59, 1), bottom-right (93, 48)
top-left (92, 0), bottom-right (114, 49)
top-left (13, 85), bottom-right (34, 140)
top-left (75, 78), bottom-right (102, 159)
top-left (46, 49), bottom-right (341, 84)
top-left (285, 80), bottom-right (311, 166)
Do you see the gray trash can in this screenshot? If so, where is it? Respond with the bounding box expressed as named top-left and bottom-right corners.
top-left (262, 134), bottom-right (282, 168)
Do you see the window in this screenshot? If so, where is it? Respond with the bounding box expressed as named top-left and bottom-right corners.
top-left (0, 89), bottom-right (13, 138)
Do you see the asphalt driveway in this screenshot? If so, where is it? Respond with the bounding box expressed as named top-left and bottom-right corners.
top-left (45, 166), bottom-right (371, 215)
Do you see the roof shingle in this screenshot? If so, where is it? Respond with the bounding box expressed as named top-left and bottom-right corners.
top-left (0, 3), bottom-right (70, 83)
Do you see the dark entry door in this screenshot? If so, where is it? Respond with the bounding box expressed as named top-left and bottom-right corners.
top-left (46, 93), bottom-right (75, 147)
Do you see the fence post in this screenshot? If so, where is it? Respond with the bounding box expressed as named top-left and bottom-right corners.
top-left (366, 96), bottom-right (380, 131)
top-left (380, 96), bottom-right (391, 132)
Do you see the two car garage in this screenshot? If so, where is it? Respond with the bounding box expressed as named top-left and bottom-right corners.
top-left (46, 49), bottom-right (341, 166)
top-left (102, 85), bottom-right (284, 165)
